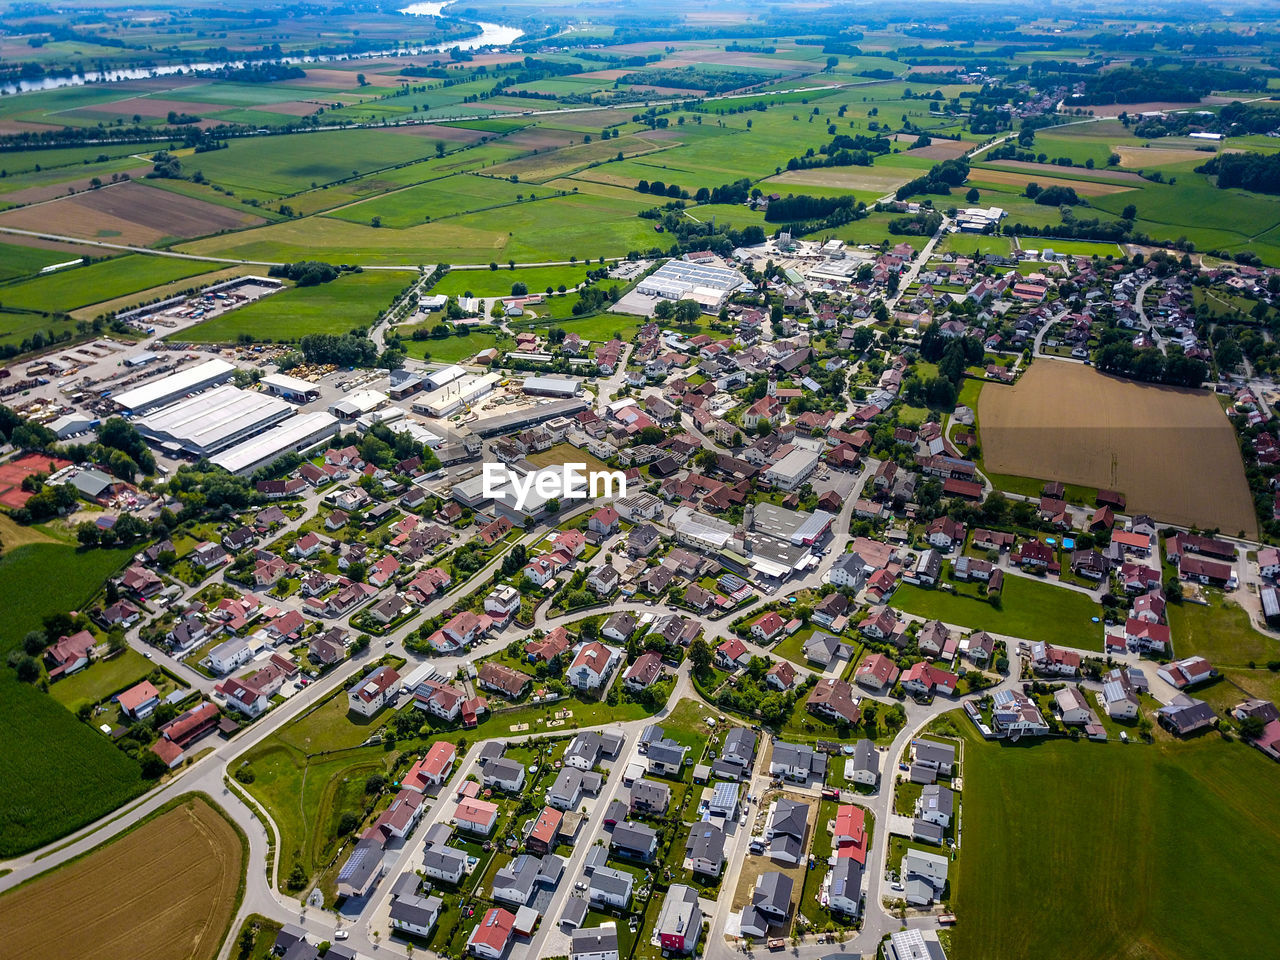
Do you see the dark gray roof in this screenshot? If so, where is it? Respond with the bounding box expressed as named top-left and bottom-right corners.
top-left (913, 739), bottom-right (956, 765)
top-left (584, 845), bottom-right (610, 874)
top-left (919, 783), bottom-right (954, 817)
top-left (913, 819), bottom-right (945, 844)
top-left (851, 738), bottom-right (877, 772)
top-left (485, 758), bottom-right (525, 783)
top-left (752, 871), bottom-right (794, 912)
top-left (630, 779), bottom-right (671, 810)
top-left (685, 821), bottom-right (725, 867)
top-left (336, 836), bottom-right (383, 890)
top-left (477, 741), bottom-right (506, 764)
top-left (770, 797), bottom-right (809, 839)
top-left (571, 925), bottom-right (619, 955)
top-left (561, 896), bottom-right (589, 928)
top-left (611, 821), bottom-right (658, 855)
top-left (389, 893), bottom-right (442, 928)
top-left (589, 866), bottom-right (634, 899)
top-left (647, 738), bottom-right (688, 767)
top-left (828, 856), bottom-right (863, 903)
top-left (723, 727), bottom-right (756, 766)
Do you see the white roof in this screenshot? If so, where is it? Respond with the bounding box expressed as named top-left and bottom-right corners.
top-left (114, 358), bottom-right (235, 411)
top-left (136, 384), bottom-right (292, 455)
top-left (210, 411), bottom-right (340, 474)
top-left (261, 372), bottom-right (318, 394)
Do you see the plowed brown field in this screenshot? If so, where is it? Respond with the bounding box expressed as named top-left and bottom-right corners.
top-left (979, 361), bottom-right (1256, 536)
top-left (0, 794), bottom-right (244, 960)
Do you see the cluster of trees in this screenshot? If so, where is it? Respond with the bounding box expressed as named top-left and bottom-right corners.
top-left (693, 177), bottom-right (753, 205)
top-left (1025, 183), bottom-right (1084, 206)
top-left (1068, 64), bottom-right (1266, 105)
top-left (784, 132), bottom-right (892, 172)
top-left (653, 298), bottom-right (702, 327)
top-left (296, 333), bottom-right (379, 368)
top-left (908, 328), bottom-right (986, 409)
top-left (896, 157), bottom-right (970, 200)
top-left (268, 261), bottom-right (351, 286)
top-left (888, 209), bottom-right (943, 236)
top-left (1197, 151), bottom-right (1280, 196)
top-left (202, 62), bottom-right (306, 84)
top-left (618, 67), bottom-right (765, 93)
top-left (1094, 333), bottom-right (1207, 387)
top-left (573, 285), bottom-right (621, 316)
top-left (763, 194), bottom-right (856, 223)
top-left (635, 179), bottom-right (688, 199)
top-left (146, 150), bottom-right (182, 179)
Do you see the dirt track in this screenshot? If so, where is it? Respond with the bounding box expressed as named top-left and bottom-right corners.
top-left (979, 362), bottom-right (1257, 537)
top-left (0, 794), bottom-right (243, 960)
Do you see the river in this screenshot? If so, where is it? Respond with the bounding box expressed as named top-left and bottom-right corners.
top-left (0, 2), bottom-right (523, 95)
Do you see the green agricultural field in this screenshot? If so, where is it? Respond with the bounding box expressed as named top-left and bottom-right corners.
top-left (952, 720), bottom-right (1280, 960)
top-left (170, 128), bottom-right (442, 201)
top-left (431, 264), bottom-right (594, 299)
top-left (0, 543), bottom-right (144, 857)
top-left (891, 576), bottom-right (1103, 650)
top-left (178, 188), bottom-right (659, 265)
top-left (0, 255), bottom-right (215, 315)
top-left (937, 232), bottom-right (1014, 256)
top-left (0, 243), bottom-right (80, 282)
top-left (180, 269), bottom-right (414, 342)
top-left (1167, 596), bottom-right (1280, 668)
top-left (326, 173), bottom-right (542, 228)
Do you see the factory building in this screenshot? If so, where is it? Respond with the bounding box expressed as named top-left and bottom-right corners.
top-left (635, 259), bottom-right (751, 311)
top-left (261, 372), bottom-right (321, 403)
top-left (210, 412), bottom-right (340, 476)
top-left (113, 358), bottom-right (236, 414)
top-left (134, 385), bottom-right (293, 457)
top-left (329, 390), bottom-right (389, 421)
top-left (411, 373), bottom-right (500, 419)
top-left (424, 364), bottom-right (468, 391)
top-left (522, 376), bottom-right (582, 398)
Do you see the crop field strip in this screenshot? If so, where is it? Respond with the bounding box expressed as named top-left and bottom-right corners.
top-left (0, 794), bottom-right (245, 960)
top-left (978, 361), bottom-right (1257, 536)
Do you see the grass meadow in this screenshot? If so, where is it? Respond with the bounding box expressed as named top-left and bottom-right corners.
top-left (180, 269), bottom-right (413, 342)
top-left (891, 575), bottom-right (1103, 650)
top-left (952, 719), bottom-right (1280, 960)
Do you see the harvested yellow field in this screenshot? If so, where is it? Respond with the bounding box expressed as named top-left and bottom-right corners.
top-left (1111, 144), bottom-right (1222, 168)
top-left (0, 795), bottom-right (244, 960)
top-left (979, 361), bottom-right (1256, 536)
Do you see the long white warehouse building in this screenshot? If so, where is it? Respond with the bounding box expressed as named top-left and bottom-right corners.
top-left (210, 411), bottom-right (341, 476)
top-left (135, 384), bottom-right (293, 457)
top-left (113, 358), bottom-right (236, 414)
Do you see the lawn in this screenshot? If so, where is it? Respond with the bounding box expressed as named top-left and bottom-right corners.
top-left (951, 717), bottom-right (1280, 960)
top-left (891, 575), bottom-right (1103, 650)
top-left (1166, 596), bottom-right (1280, 668)
top-left (402, 329), bottom-right (499, 363)
top-left (180, 269), bottom-right (414, 342)
top-left (48, 647), bottom-right (155, 711)
top-left (432, 264), bottom-right (595, 299)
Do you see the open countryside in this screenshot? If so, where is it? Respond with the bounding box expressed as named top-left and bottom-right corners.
top-left (4, 4), bottom-right (1280, 960)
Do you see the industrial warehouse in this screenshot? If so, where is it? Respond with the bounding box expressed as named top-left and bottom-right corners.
top-left (209, 411), bottom-right (339, 475)
top-left (111, 357), bottom-right (236, 414)
top-left (634, 257), bottom-right (751, 311)
top-left (134, 385), bottom-right (294, 457)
